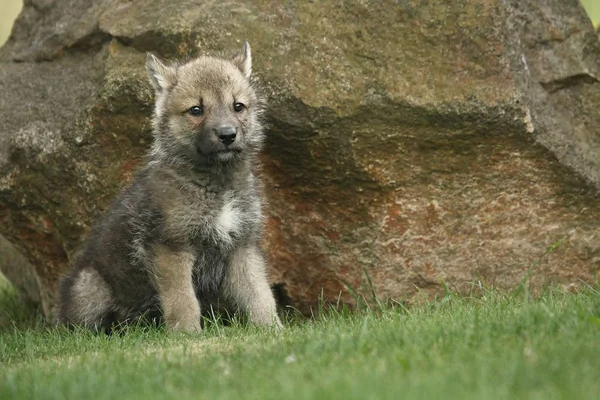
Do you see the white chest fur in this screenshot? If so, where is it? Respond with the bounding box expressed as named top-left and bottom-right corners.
top-left (215, 191), bottom-right (242, 242)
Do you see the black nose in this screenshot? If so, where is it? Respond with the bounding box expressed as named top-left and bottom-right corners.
top-left (216, 126), bottom-right (237, 145)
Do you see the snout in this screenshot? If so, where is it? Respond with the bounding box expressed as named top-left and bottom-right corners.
top-left (214, 125), bottom-right (237, 146)
top-left (194, 122), bottom-right (243, 161)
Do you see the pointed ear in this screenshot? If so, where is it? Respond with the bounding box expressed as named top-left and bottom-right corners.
top-left (146, 53), bottom-right (177, 91)
top-left (232, 41), bottom-right (252, 78)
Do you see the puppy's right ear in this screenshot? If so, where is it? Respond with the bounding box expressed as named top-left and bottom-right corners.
top-left (232, 41), bottom-right (252, 78)
top-left (146, 53), bottom-right (177, 92)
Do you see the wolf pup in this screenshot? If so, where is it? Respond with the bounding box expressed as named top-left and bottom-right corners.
top-left (58, 42), bottom-right (282, 332)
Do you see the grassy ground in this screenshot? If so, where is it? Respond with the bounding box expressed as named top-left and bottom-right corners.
top-left (1, 284), bottom-right (599, 400)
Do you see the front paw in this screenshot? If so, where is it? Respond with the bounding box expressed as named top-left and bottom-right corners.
top-left (251, 310), bottom-right (284, 329)
top-left (167, 317), bottom-right (202, 333)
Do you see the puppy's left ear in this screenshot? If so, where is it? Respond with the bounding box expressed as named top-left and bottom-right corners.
top-left (232, 41), bottom-right (252, 78)
top-left (146, 53), bottom-right (177, 92)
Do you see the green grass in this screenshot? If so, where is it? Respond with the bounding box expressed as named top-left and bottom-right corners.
top-left (1, 286), bottom-right (599, 400)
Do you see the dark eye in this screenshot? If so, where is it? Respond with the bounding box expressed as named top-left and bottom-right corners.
top-left (233, 102), bottom-right (245, 113)
top-left (188, 105), bottom-right (203, 116)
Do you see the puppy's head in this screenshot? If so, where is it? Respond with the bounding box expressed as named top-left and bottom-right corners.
top-left (147, 43), bottom-right (263, 166)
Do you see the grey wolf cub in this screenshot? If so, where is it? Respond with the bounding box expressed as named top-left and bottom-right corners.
top-left (58, 42), bottom-right (282, 332)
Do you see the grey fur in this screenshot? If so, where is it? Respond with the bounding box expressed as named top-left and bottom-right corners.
top-left (58, 43), bottom-right (282, 332)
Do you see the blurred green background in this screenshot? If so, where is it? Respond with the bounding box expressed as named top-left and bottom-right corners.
top-left (583, 0), bottom-right (600, 26)
top-left (0, 0), bottom-right (599, 47)
top-left (1, 0), bottom-right (22, 46)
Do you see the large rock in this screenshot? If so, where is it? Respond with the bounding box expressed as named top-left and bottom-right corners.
top-left (1, 0), bottom-right (599, 317)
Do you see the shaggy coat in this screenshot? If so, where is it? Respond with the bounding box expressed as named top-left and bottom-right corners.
top-left (58, 43), bottom-right (281, 332)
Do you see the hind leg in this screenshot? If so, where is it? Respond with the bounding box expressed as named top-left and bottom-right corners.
top-left (58, 267), bottom-right (114, 330)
